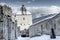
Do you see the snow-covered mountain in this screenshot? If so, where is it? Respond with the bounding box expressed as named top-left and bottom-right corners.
top-left (27, 6), bottom-right (60, 19)
top-left (1, 3), bottom-right (60, 19)
top-left (12, 6), bottom-right (60, 19)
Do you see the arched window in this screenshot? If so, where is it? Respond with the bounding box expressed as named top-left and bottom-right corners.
top-left (24, 24), bottom-right (25, 25)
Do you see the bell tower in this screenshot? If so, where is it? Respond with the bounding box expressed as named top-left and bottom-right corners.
top-left (15, 5), bottom-right (32, 31)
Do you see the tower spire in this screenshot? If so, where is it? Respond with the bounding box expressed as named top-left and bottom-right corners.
top-left (20, 5), bottom-right (27, 15)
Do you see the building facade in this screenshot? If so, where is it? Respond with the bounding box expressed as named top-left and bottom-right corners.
top-left (29, 13), bottom-right (60, 37)
top-left (0, 5), bottom-right (18, 40)
top-left (16, 14), bottom-right (32, 31)
top-left (15, 5), bottom-right (32, 31)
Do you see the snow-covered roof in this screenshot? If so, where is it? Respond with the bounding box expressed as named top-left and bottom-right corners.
top-left (16, 10), bottom-right (31, 15)
top-left (30, 13), bottom-right (59, 26)
top-left (32, 14), bottom-right (55, 23)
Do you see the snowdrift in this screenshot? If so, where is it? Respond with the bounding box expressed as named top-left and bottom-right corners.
top-left (17, 35), bottom-right (60, 40)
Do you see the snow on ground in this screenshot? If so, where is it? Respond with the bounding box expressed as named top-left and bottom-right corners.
top-left (17, 36), bottom-right (30, 40)
top-left (17, 35), bottom-right (60, 40)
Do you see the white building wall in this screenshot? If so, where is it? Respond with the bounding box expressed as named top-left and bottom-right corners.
top-left (16, 14), bottom-right (32, 31)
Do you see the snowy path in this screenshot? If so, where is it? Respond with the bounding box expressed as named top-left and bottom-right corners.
top-left (17, 35), bottom-right (60, 40)
top-left (17, 36), bottom-right (30, 40)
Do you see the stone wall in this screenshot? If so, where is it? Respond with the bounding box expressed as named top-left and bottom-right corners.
top-left (0, 5), bottom-right (18, 40)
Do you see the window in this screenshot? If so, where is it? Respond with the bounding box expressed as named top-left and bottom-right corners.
top-left (41, 25), bottom-right (43, 29)
top-left (23, 17), bottom-right (25, 20)
top-left (20, 24), bottom-right (22, 25)
top-left (0, 6), bottom-right (3, 14)
top-left (24, 24), bottom-right (25, 25)
top-left (28, 24), bottom-right (30, 25)
top-left (12, 26), bottom-right (14, 29)
top-left (46, 23), bottom-right (48, 29)
top-left (54, 23), bottom-right (56, 29)
top-left (41, 25), bottom-right (43, 34)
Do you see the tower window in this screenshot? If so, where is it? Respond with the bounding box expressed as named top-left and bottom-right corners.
top-left (23, 17), bottom-right (25, 20)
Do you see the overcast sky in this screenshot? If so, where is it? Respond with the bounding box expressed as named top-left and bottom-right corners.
top-left (0, 0), bottom-right (60, 7)
top-left (0, 0), bottom-right (60, 17)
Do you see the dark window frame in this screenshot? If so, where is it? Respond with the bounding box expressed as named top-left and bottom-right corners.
top-left (23, 17), bottom-right (25, 20)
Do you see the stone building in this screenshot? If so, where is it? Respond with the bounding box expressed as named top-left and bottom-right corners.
top-left (29, 13), bottom-right (60, 37)
top-left (15, 5), bottom-right (32, 36)
top-left (0, 4), bottom-right (18, 40)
